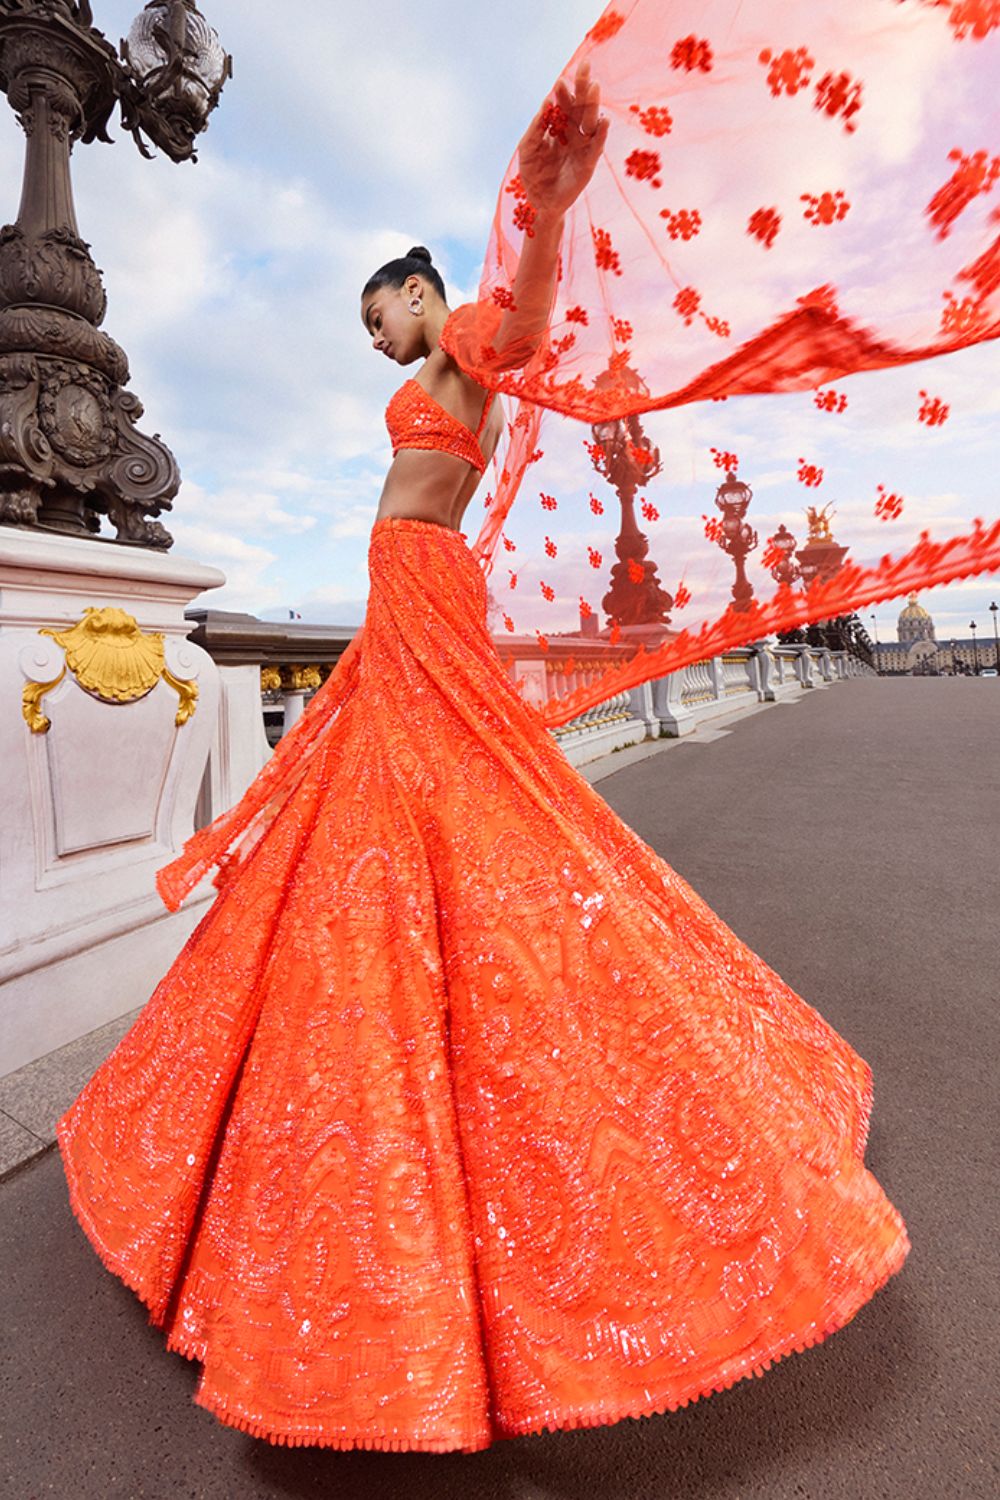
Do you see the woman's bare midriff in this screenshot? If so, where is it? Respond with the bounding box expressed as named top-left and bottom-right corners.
top-left (374, 449), bottom-right (480, 532)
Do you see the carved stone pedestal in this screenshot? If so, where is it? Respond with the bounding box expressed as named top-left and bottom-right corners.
top-left (0, 526), bottom-right (224, 1075)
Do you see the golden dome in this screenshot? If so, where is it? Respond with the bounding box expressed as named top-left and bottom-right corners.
top-left (899, 592), bottom-right (930, 621)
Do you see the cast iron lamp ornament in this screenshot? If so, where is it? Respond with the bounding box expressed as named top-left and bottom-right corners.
top-left (588, 359), bottom-right (673, 635)
top-left (0, 1), bottom-right (231, 546)
top-left (711, 470), bottom-right (758, 613)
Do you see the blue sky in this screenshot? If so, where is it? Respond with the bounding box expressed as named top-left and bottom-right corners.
top-left (2, 0), bottom-right (996, 648)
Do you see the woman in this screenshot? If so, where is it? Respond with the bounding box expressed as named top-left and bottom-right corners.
top-left (57, 62), bottom-right (908, 1453)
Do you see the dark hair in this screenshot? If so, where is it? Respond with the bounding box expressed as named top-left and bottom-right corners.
top-left (362, 244), bottom-right (447, 304)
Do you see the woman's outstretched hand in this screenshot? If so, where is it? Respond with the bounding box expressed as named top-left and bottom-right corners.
top-left (517, 61), bottom-right (609, 219)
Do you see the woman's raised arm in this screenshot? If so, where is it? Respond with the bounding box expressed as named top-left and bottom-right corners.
top-left (491, 61), bottom-right (609, 368)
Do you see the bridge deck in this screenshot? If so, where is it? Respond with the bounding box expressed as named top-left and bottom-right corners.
top-left (2, 678), bottom-right (995, 1498)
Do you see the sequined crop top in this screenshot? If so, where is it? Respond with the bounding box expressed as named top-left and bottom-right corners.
top-left (385, 379), bottom-right (496, 475)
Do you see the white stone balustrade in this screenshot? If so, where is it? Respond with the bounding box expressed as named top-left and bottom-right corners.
top-left (1, 529), bottom-right (225, 1076)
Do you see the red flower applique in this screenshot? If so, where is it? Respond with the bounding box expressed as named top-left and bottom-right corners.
top-left (702, 514), bottom-right (725, 543)
top-left (956, 213), bottom-right (1000, 300)
top-left (541, 101), bottom-right (570, 145)
top-left (875, 484), bottom-right (904, 521)
top-left (674, 286), bottom-right (702, 325)
top-left (798, 284), bottom-right (840, 316)
top-left (674, 288), bottom-right (729, 336)
top-left (747, 206), bottom-right (782, 248)
top-left (584, 440), bottom-right (606, 464)
top-left (491, 285), bottom-right (517, 310)
top-left (544, 535), bottom-right (557, 558)
top-left (627, 558), bottom-right (646, 583)
top-left (640, 498), bottom-right (660, 521)
top-left (628, 441), bottom-right (654, 466)
top-left (587, 546), bottom-right (603, 568)
top-left (940, 289), bottom-right (986, 336)
top-left (918, 390), bottom-right (950, 425)
top-left (589, 493), bottom-right (604, 515)
top-left (813, 71), bottom-right (863, 132)
top-left (526, 447), bottom-right (544, 465)
top-left (625, 149), bottom-right (663, 189)
top-left (512, 199), bottom-right (537, 237)
top-left (814, 389), bottom-right (848, 413)
top-left (926, 149), bottom-right (1000, 240)
top-left (540, 492), bottom-right (558, 511)
top-left (671, 35), bottom-right (713, 72)
top-left (758, 46), bottom-right (814, 97)
top-left (628, 103), bottom-right (673, 136)
top-left (710, 446), bottom-right (739, 471)
top-left (579, 597), bottom-right (593, 618)
top-left (540, 581), bottom-right (555, 601)
top-left (508, 571), bottom-right (518, 589)
top-left (502, 614), bottom-right (515, 632)
top-left (762, 538), bottom-right (786, 573)
top-left (947, 1), bottom-right (1000, 41)
top-left (612, 318), bottom-right (633, 343)
top-left (674, 582), bottom-right (692, 609)
top-left (565, 305), bottom-right (589, 324)
top-left (592, 226), bottom-right (623, 275)
top-left (587, 10), bottom-right (626, 43)
top-left (609, 620), bottom-right (622, 644)
top-left (536, 631), bottom-right (550, 651)
top-left (801, 190), bottom-right (850, 225)
top-left (501, 534), bottom-right (516, 552)
top-left (660, 207), bottom-right (703, 240)
top-left (797, 458), bottom-right (824, 487)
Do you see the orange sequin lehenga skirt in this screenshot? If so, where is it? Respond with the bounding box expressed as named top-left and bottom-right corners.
top-left (57, 515), bottom-right (909, 1453)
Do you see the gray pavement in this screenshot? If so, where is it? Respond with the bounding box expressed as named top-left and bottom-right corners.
top-left (2, 678), bottom-right (997, 1499)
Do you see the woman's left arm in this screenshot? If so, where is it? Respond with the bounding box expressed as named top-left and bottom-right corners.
top-left (491, 62), bottom-right (609, 367)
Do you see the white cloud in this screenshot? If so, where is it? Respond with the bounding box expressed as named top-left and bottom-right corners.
top-left (0, 0), bottom-right (993, 644)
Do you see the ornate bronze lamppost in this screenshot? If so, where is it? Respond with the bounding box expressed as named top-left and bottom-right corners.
top-left (710, 470), bottom-right (758, 612)
top-left (0, 1), bottom-right (231, 547)
top-left (969, 619), bottom-right (980, 673)
top-left (765, 504), bottom-right (849, 590)
top-left (589, 363), bottom-right (673, 639)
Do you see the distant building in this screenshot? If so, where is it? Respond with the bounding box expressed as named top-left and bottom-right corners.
top-left (873, 594), bottom-right (996, 674)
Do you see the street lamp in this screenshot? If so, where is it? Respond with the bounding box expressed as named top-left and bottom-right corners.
top-left (0, 1), bottom-right (231, 546)
top-left (870, 611), bottom-right (880, 673)
top-left (969, 620), bottom-right (980, 674)
top-left (990, 601), bottom-right (999, 673)
top-left (588, 360), bottom-right (673, 638)
top-left (711, 470), bottom-right (758, 612)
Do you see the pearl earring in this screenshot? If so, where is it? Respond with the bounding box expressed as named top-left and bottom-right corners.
top-left (409, 297), bottom-right (423, 315)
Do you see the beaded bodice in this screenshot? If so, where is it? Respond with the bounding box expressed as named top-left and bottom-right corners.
top-left (385, 378), bottom-right (495, 475)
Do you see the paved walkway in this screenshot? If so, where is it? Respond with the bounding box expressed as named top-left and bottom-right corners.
top-left (2, 679), bottom-right (996, 1499)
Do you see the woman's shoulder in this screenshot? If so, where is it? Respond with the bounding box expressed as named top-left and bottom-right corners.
top-left (421, 338), bottom-right (491, 423)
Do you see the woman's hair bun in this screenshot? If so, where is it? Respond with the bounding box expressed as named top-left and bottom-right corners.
top-left (407, 245), bottom-right (433, 264)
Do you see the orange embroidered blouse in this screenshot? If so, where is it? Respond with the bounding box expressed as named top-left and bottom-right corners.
top-left (385, 379), bottom-right (495, 475)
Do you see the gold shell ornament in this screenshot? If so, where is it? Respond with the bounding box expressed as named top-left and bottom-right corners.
top-left (23, 606), bottom-right (198, 733)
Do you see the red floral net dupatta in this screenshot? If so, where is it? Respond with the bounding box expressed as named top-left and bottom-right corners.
top-left (442, 0), bottom-right (1000, 728)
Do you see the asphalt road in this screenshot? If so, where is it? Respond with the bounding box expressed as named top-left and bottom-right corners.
top-left (2, 678), bottom-right (997, 1500)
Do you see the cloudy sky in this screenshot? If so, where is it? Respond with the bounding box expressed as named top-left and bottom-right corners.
top-left (2, 0), bottom-right (997, 650)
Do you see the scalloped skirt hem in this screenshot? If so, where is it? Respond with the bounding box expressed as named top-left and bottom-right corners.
top-left (58, 1105), bottom-right (909, 1455)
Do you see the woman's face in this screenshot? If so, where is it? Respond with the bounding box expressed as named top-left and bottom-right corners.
top-left (361, 278), bottom-right (423, 364)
